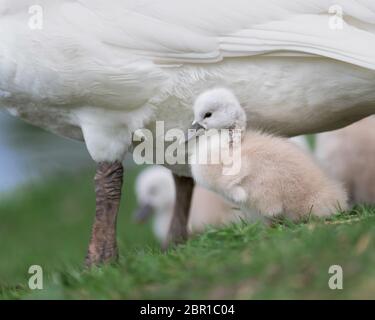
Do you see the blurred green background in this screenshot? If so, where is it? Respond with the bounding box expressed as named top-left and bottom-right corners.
top-left (0, 110), bottom-right (374, 300)
top-left (0, 111), bottom-right (158, 287)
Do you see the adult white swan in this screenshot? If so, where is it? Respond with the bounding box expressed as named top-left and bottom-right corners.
top-left (1, 0), bottom-right (375, 266)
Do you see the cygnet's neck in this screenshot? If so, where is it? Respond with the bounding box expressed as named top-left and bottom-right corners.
top-left (228, 111), bottom-right (247, 143)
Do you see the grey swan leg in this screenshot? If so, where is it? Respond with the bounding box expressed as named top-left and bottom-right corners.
top-left (164, 174), bottom-right (195, 248)
top-left (85, 161), bottom-right (123, 267)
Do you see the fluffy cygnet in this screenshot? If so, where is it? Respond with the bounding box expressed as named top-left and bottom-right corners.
top-left (315, 116), bottom-right (375, 205)
top-left (189, 88), bottom-right (348, 222)
top-left (135, 166), bottom-right (176, 242)
top-left (135, 166), bottom-right (244, 243)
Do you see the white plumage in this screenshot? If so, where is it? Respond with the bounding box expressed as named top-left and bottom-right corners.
top-left (0, 1), bottom-right (375, 170)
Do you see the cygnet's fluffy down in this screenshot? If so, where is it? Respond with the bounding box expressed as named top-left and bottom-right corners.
top-left (135, 166), bottom-right (244, 243)
top-left (189, 88), bottom-right (348, 222)
top-left (315, 116), bottom-right (375, 205)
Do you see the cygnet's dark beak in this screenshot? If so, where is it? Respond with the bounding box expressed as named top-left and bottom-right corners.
top-left (182, 121), bottom-right (206, 143)
top-left (134, 204), bottom-right (154, 224)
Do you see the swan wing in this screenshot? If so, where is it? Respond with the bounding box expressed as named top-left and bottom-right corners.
top-left (2, 0), bottom-right (375, 69)
top-left (66, 0), bottom-right (375, 70)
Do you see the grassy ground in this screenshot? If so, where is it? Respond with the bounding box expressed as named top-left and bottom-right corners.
top-left (0, 168), bottom-right (374, 300)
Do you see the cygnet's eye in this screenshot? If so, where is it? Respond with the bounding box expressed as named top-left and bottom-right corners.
top-left (204, 112), bottom-right (212, 119)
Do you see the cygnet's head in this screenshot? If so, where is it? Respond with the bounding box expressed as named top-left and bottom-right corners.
top-left (191, 88), bottom-right (247, 132)
top-left (134, 166), bottom-right (175, 223)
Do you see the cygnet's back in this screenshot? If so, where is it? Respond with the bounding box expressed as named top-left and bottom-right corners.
top-left (195, 130), bottom-right (348, 221)
top-left (315, 116), bottom-right (375, 205)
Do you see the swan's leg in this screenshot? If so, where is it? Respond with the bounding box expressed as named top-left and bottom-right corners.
top-left (85, 161), bottom-right (123, 267)
top-left (164, 174), bottom-right (195, 247)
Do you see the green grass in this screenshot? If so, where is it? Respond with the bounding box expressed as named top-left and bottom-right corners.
top-left (0, 168), bottom-right (374, 299)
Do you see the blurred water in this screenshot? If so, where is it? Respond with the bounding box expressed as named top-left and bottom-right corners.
top-left (0, 111), bottom-right (92, 193)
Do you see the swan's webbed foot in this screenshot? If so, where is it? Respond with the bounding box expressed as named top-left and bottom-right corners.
top-left (85, 161), bottom-right (123, 267)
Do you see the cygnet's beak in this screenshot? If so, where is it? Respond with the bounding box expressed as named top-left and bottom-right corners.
top-left (134, 204), bottom-right (154, 224)
top-left (181, 121), bottom-right (206, 143)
